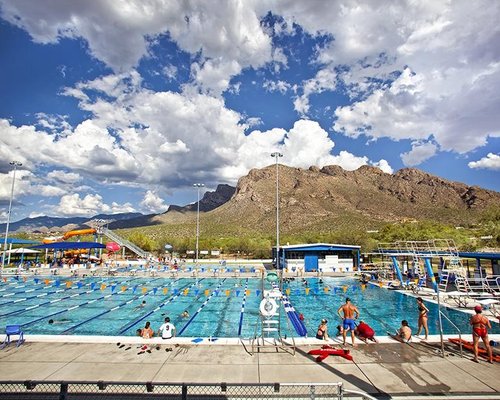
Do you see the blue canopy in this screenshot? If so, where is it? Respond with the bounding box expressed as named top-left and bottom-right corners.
top-left (1, 238), bottom-right (41, 245)
top-left (31, 242), bottom-right (106, 250)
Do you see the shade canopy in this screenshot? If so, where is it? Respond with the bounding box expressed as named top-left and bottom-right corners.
top-left (31, 242), bottom-right (106, 250)
top-left (0, 238), bottom-right (41, 245)
top-left (3, 248), bottom-right (41, 254)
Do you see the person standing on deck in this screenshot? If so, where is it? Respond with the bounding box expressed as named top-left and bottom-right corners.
top-left (416, 297), bottom-right (429, 340)
top-left (470, 305), bottom-right (493, 363)
top-left (337, 297), bottom-right (359, 346)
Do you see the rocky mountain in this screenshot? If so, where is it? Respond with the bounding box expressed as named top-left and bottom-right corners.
top-left (149, 164), bottom-right (499, 235)
top-left (108, 184), bottom-right (236, 229)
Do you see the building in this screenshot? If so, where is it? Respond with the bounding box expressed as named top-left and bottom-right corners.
top-left (274, 243), bottom-right (361, 273)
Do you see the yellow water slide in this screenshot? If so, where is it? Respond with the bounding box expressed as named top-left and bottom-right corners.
top-left (62, 228), bottom-right (96, 240)
top-left (43, 228), bottom-right (96, 244)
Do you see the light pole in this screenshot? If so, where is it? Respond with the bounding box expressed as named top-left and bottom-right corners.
top-left (193, 183), bottom-right (205, 263)
top-left (2, 161), bottom-right (22, 273)
top-left (271, 152), bottom-right (283, 272)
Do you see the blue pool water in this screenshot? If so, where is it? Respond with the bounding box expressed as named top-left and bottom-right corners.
top-left (0, 275), bottom-right (498, 338)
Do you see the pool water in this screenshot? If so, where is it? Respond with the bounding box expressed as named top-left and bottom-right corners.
top-left (0, 275), bottom-right (497, 338)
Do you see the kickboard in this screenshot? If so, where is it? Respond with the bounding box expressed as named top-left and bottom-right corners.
top-left (448, 338), bottom-right (500, 362)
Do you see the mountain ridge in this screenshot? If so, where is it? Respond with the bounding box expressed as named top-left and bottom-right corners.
top-left (4, 166), bottom-right (499, 236)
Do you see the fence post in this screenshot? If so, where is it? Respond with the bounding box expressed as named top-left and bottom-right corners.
top-left (182, 383), bottom-right (188, 400)
top-left (59, 382), bottom-right (68, 400)
top-left (310, 384), bottom-right (315, 399)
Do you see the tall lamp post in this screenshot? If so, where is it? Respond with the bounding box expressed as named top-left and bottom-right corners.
top-left (2, 161), bottom-right (22, 273)
top-left (271, 152), bottom-right (283, 272)
top-left (193, 183), bottom-right (205, 263)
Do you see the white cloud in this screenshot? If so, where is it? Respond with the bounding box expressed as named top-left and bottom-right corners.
top-left (0, 169), bottom-right (31, 202)
top-left (140, 190), bottom-right (169, 213)
top-left (267, 1), bottom-right (500, 155)
top-left (0, 1), bottom-right (274, 94)
top-left (218, 119), bottom-right (390, 180)
top-left (162, 65), bottom-right (178, 80)
top-left (56, 193), bottom-right (135, 216)
top-left (400, 141), bottom-right (438, 167)
top-left (263, 79), bottom-right (291, 94)
top-left (468, 153), bottom-right (500, 171)
top-left (293, 68), bottom-right (337, 116)
top-left (35, 185), bottom-right (67, 197)
top-left (372, 159), bottom-right (393, 174)
top-left (47, 170), bottom-right (82, 184)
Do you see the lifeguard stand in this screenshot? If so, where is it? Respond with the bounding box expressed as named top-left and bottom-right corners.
top-left (249, 271), bottom-right (295, 355)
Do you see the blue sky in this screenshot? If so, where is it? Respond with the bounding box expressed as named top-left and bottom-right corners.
top-left (0, 1), bottom-right (499, 222)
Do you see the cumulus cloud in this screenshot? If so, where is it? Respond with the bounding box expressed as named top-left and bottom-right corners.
top-left (372, 159), bottom-right (394, 174)
top-left (293, 69), bottom-right (337, 116)
top-left (47, 170), bottom-right (82, 184)
top-left (56, 193), bottom-right (135, 216)
top-left (0, 169), bottom-right (31, 202)
top-left (400, 140), bottom-right (438, 167)
top-left (218, 119), bottom-right (392, 180)
top-left (468, 153), bottom-right (500, 170)
top-left (268, 1), bottom-right (500, 155)
top-left (0, 0), bottom-right (274, 94)
top-left (140, 190), bottom-right (169, 213)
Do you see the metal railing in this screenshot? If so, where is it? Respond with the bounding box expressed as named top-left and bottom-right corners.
top-left (101, 227), bottom-right (150, 260)
top-left (439, 309), bottom-right (463, 358)
top-left (0, 381), bottom-right (377, 399)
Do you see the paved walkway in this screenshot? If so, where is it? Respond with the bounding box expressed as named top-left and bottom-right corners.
top-left (1, 338), bottom-right (499, 398)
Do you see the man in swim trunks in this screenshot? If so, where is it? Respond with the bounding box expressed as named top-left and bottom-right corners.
top-left (354, 320), bottom-right (377, 343)
top-left (470, 305), bottom-right (493, 363)
top-left (337, 297), bottom-right (359, 346)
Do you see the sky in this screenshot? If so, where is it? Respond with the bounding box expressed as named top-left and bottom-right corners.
top-left (0, 0), bottom-right (499, 223)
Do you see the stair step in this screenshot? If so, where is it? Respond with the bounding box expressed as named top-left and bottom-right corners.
top-left (263, 328), bottom-right (278, 332)
top-left (263, 320), bottom-right (279, 324)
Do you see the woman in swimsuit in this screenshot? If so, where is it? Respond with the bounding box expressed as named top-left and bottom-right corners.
top-left (470, 305), bottom-right (493, 363)
top-left (316, 319), bottom-right (329, 340)
top-left (416, 297), bottom-right (429, 340)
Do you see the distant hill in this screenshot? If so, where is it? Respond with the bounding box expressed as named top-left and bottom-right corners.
top-left (1, 213), bottom-right (143, 234)
top-left (109, 184), bottom-right (236, 229)
top-left (4, 185), bottom-right (236, 233)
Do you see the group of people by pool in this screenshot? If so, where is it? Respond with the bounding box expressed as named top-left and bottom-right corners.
top-left (313, 296), bottom-right (495, 363)
top-left (314, 297), bottom-right (378, 346)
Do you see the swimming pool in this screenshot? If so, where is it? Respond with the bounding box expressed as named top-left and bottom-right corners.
top-left (0, 275), bottom-right (498, 338)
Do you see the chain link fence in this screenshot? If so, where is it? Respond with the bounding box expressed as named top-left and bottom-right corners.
top-left (0, 381), bottom-right (377, 400)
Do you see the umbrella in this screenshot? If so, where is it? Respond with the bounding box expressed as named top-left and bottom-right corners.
top-left (106, 242), bottom-right (121, 252)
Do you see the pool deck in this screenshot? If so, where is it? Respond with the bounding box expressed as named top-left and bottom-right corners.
top-left (1, 335), bottom-right (500, 398)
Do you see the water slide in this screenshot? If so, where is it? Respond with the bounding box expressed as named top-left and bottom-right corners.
top-left (43, 228), bottom-right (96, 244)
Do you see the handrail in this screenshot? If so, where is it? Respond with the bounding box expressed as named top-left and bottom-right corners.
top-left (439, 309), bottom-right (463, 358)
top-left (342, 388), bottom-right (378, 400)
top-left (101, 228), bottom-right (150, 260)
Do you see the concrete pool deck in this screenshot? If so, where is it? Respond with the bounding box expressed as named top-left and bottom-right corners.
top-left (1, 336), bottom-right (499, 398)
